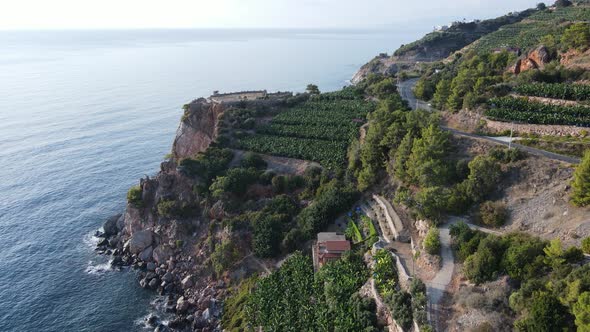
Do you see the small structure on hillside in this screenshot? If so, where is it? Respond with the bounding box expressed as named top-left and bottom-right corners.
top-left (210, 90), bottom-right (267, 103)
top-left (312, 232), bottom-right (351, 270)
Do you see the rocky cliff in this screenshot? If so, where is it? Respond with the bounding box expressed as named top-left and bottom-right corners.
top-left (96, 97), bottom-right (226, 331)
top-left (172, 99), bottom-right (225, 160)
top-left (95, 93), bottom-right (294, 331)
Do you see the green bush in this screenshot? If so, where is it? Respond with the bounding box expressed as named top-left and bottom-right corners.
top-left (156, 199), bottom-right (198, 218)
top-left (387, 291), bottom-right (413, 331)
top-left (478, 201), bottom-right (508, 227)
top-left (211, 238), bottom-right (242, 276)
top-left (221, 277), bottom-right (257, 331)
top-left (157, 199), bottom-right (177, 218)
top-left (561, 22), bottom-right (590, 51)
top-left (240, 152), bottom-right (267, 169)
top-left (582, 237), bottom-right (590, 254)
top-left (571, 150), bottom-right (590, 207)
top-left (489, 147), bottom-right (526, 164)
top-left (209, 167), bottom-right (260, 199)
top-left (424, 227), bottom-right (441, 255)
top-left (464, 156), bottom-right (502, 203)
top-left (126, 185), bottom-right (143, 207)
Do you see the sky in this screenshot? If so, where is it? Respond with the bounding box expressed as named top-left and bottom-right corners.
top-left (0, 0), bottom-right (542, 30)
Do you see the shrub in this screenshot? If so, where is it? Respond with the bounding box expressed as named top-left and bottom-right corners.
top-left (573, 291), bottom-right (590, 331)
top-left (240, 152), bottom-right (267, 169)
top-left (252, 213), bottom-right (286, 258)
top-left (571, 150), bottom-right (590, 207)
top-left (518, 291), bottom-right (573, 331)
top-left (554, 0), bottom-right (572, 8)
top-left (478, 201), bottom-right (508, 227)
top-left (489, 147), bottom-right (526, 164)
top-left (211, 238), bottom-right (242, 276)
top-left (157, 199), bottom-right (198, 218)
top-left (582, 237), bottom-right (590, 254)
top-left (127, 185), bottom-right (143, 207)
top-left (463, 236), bottom-right (504, 284)
top-left (464, 156), bottom-right (502, 203)
top-left (157, 199), bottom-right (177, 218)
top-left (209, 167), bottom-right (260, 199)
top-left (388, 291), bottom-right (413, 331)
top-left (561, 22), bottom-right (590, 51)
top-left (424, 227), bottom-right (441, 255)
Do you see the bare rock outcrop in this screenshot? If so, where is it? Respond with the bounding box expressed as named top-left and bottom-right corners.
top-left (351, 55), bottom-right (399, 84)
top-left (128, 230), bottom-right (154, 254)
top-left (172, 98), bottom-right (225, 159)
top-left (512, 46), bottom-right (552, 75)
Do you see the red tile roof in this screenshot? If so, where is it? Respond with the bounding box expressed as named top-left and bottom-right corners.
top-left (324, 240), bottom-right (351, 251)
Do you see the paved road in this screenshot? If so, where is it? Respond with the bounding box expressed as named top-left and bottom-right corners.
top-left (426, 223), bottom-right (454, 331)
top-left (397, 79), bottom-right (580, 164)
top-left (398, 78), bottom-right (419, 110)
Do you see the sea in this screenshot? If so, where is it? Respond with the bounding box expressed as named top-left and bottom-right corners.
top-left (0, 28), bottom-right (424, 331)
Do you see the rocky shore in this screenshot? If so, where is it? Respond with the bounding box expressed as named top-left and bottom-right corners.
top-left (92, 94), bottom-right (290, 331)
top-left (95, 211), bottom-right (225, 332)
top-left (92, 98), bottom-right (231, 332)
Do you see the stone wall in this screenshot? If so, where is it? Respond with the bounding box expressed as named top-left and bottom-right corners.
top-left (485, 118), bottom-right (588, 137)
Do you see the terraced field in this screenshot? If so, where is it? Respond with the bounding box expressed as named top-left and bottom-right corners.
top-left (486, 96), bottom-right (590, 126)
top-left (235, 88), bottom-right (375, 169)
top-left (472, 5), bottom-right (590, 52)
top-left (515, 83), bottom-right (590, 101)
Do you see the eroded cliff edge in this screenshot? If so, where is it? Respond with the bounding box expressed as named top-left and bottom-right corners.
top-left (172, 99), bottom-right (224, 160)
top-left (98, 98), bottom-right (233, 331)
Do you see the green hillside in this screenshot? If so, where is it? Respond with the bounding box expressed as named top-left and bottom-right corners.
top-left (394, 9), bottom-right (536, 59)
top-left (472, 4), bottom-right (590, 52)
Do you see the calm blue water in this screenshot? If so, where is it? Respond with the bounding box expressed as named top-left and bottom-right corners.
top-left (0, 28), bottom-right (422, 331)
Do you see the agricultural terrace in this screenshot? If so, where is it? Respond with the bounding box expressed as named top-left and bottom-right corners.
top-left (473, 5), bottom-right (590, 53)
top-left (486, 96), bottom-right (590, 126)
top-left (235, 87), bottom-right (375, 169)
top-left (515, 83), bottom-right (590, 101)
top-left (345, 207), bottom-right (378, 246)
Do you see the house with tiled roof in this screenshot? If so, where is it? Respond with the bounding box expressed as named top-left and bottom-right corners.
top-left (312, 232), bottom-right (351, 270)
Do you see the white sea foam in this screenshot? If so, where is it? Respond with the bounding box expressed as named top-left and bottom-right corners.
top-left (85, 258), bottom-right (113, 275)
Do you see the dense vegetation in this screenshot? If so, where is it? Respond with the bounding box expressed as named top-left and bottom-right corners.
top-left (235, 88), bottom-right (375, 169)
top-left (245, 252), bottom-right (379, 331)
top-left (414, 50), bottom-right (516, 112)
top-left (450, 222), bottom-right (590, 330)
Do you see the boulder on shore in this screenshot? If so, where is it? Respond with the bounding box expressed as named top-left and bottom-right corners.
top-left (181, 275), bottom-right (193, 289)
top-left (103, 214), bottom-right (122, 237)
top-left (128, 230), bottom-right (154, 254)
top-left (139, 245), bottom-right (153, 261)
top-left (153, 245), bottom-right (174, 264)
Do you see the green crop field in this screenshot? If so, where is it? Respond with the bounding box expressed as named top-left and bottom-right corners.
top-left (234, 88), bottom-right (375, 169)
top-left (486, 97), bottom-right (590, 126)
top-left (515, 83), bottom-right (590, 101)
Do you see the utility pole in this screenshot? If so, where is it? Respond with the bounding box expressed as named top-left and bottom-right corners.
top-left (509, 122), bottom-right (514, 150)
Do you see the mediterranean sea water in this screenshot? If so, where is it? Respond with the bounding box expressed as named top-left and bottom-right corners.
top-left (0, 28), bottom-right (423, 331)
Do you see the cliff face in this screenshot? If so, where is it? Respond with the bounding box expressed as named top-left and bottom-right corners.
top-left (172, 99), bottom-right (225, 160)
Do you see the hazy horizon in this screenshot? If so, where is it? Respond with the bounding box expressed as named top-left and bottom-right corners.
top-left (2, 0), bottom-right (541, 30)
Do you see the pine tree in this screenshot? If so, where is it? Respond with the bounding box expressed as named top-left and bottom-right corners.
top-left (571, 150), bottom-right (590, 207)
